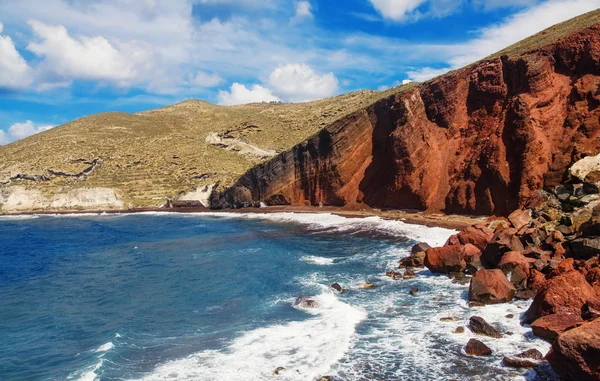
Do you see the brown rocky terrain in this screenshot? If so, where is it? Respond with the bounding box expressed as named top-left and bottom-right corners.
top-left (214, 10), bottom-right (600, 216)
top-left (395, 153), bottom-right (600, 380)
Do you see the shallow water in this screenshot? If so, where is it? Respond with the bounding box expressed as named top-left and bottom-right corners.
top-left (0, 212), bottom-right (549, 380)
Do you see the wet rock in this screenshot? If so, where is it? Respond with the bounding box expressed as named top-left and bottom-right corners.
top-left (273, 367), bottom-right (286, 375)
top-left (453, 326), bottom-right (465, 334)
top-left (468, 269), bottom-right (516, 304)
top-left (531, 313), bottom-right (584, 342)
top-left (385, 270), bottom-right (403, 280)
top-left (440, 317), bottom-right (458, 322)
top-left (424, 245), bottom-right (466, 274)
top-left (411, 242), bottom-right (431, 254)
top-left (582, 296), bottom-right (600, 320)
top-left (505, 314), bottom-right (515, 319)
top-left (409, 288), bottom-right (418, 296)
top-left (294, 296), bottom-right (320, 309)
top-left (523, 270), bottom-right (596, 324)
top-left (508, 209), bottom-right (532, 230)
top-left (468, 301), bottom-right (486, 308)
top-left (502, 349), bottom-right (544, 368)
top-left (361, 282), bottom-right (377, 289)
top-left (532, 361), bottom-right (562, 381)
top-left (403, 268), bottom-right (416, 279)
top-left (399, 251), bottom-right (426, 268)
top-left (330, 283), bottom-right (344, 293)
top-left (465, 339), bottom-right (492, 356)
top-left (318, 377), bottom-right (332, 381)
top-left (469, 316), bottom-right (502, 338)
top-left (546, 319), bottom-right (600, 381)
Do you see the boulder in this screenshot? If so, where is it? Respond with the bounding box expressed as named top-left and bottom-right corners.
top-left (522, 270), bottom-right (596, 324)
top-left (570, 153), bottom-right (600, 182)
top-left (547, 258), bottom-right (575, 279)
top-left (498, 251), bottom-right (531, 290)
top-left (411, 242), bottom-right (431, 254)
top-left (528, 269), bottom-right (547, 292)
top-left (330, 283), bottom-right (344, 293)
top-left (403, 268), bottom-right (416, 279)
top-left (469, 316), bottom-right (502, 338)
top-left (570, 237), bottom-right (600, 260)
top-left (502, 349), bottom-right (544, 368)
top-left (399, 251), bottom-right (426, 268)
top-left (582, 296), bottom-right (600, 320)
top-left (468, 269), bottom-right (516, 304)
top-left (409, 288), bottom-right (418, 296)
top-left (457, 226), bottom-right (493, 251)
top-left (424, 245), bottom-right (466, 274)
top-left (508, 209), bottom-right (532, 230)
top-left (481, 228), bottom-right (525, 268)
top-left (463, 243), bottom-right (482, 263)
top-left (465, 339), bottom-right (492, 356)
top-left (531, 313), bottom-right (584, 342)
top-left (453, 326), bottom-right (465, 334)
top-left (546, 319), bottom-right (600, 381)
top-left (361, 282), bottom-right (376, 289)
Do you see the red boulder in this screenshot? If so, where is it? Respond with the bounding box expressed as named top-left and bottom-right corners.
top-left (546, 319), bottom-right (600, 381)
top-left (424, 245), bottom-right (466, 274)
top-left (530, 313), bottom-right (584, 342)
top-left (523, 270), bottom-right (596, 324)
top-left (468, 269), bottom-right (516, 304)
top-left (457, 226), bottom-right (493, 251)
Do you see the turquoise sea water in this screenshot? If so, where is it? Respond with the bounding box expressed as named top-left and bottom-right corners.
top-left (0, 212), bottom-right (549, 381)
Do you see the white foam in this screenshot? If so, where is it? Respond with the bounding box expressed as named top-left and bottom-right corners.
top-left (0, 214), bottom-right (40, 220)
top-left (301, 255), bottom-right (335, 265)
top-left (94, 342), bottom-right (114, 353)
top-left (133, 292), bottom-right (367, 381)
top-left (198, 212), bottom-right (456, 247)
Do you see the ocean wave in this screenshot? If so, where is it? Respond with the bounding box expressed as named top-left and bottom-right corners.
top-left (198, 212), bottom-right (456, 248)
top-left (300, 255), bottom-right (336, 265)
top-left (131, 292), bottom-right (367, 381)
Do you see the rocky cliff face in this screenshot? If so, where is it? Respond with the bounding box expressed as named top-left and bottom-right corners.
top-left (216, 25), bottom-right (600, 216)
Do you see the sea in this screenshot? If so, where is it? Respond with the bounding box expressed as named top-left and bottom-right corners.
top-left (0, 212), bottom-right (551, 381)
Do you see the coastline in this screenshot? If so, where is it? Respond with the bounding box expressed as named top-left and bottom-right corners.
top-left (0, 205), bottom-right (487, 230)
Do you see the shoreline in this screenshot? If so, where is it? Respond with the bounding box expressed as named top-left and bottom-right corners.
top-left (1, 205), bottom-right (487, 230)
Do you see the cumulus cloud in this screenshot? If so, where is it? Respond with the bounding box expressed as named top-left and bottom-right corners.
top-left (369, 0), bottom-right (427, 21)
top-left (0, 120), bottom-right (55, 145)
top-left (0, 22), bottom-right (34, 90)
top-left (189, 71), bottom-right (224, 87)
top-left (27, 20), bottom-right (155, 89)
top-left (405, 0), bottom-right (600, 81)
top-left (217, 83), bottom-right (280, 105)
top-left (268, 63), bottom-right (338, 102)
top-left (291, 1), bottom-right (313, 23)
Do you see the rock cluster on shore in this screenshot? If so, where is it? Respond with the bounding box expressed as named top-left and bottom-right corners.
top-left (396, 154), bottom-right (600, 380)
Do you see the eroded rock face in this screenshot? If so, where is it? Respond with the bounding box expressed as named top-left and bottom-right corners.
top-left (546, 319), bottom-right (600, 381)
top-left (215, 25), bottom-right (600, 215)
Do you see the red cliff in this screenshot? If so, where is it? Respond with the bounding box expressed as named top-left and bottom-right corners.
top-left (215, 19), bottom-right (600, 216)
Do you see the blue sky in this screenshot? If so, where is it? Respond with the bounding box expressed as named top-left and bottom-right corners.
top-left (0, 0), bottom-right (599, 144)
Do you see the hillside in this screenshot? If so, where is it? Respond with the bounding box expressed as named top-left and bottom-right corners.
top-left (0, 88), bottom-right (411, 212)
top-left (214, 9), bottom-right (600, 216)
top-left (1, 9), bottom-right (599, 214)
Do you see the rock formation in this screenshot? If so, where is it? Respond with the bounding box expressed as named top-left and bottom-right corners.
top-left (215, 14), bottom-right (600, 216)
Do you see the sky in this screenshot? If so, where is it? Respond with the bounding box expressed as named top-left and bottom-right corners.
top-left (0, 0), bottom-right (599, 145)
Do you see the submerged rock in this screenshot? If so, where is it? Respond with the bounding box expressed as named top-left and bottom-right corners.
top-left (361, 282), bottom-right (377, 289)
top-left (272, 367), bottom-right (286, 375)
top-left (502, 349), bottom-right (543, 368)
top-left (293, 296), bottom-right (320, 309)
top-left (330, 283), bottom-right (344, 293)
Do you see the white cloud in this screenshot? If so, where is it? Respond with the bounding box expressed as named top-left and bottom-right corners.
top-left (217, 83), bottom-right (280, 105)
top-left (369, 0), bottom-right (427, 21)
top-left (27, 20), bottom-right (155, 89)
top-left (291, 1), bottom-right (313, 23)
top-left (404, 0), bottom-right (600, 80)
top-left (0, 120), bottom-right (55, 145)
top-left (407, 67), bottom-right (452, 81)
top-left (189, 71), bottom-right (224, 87)
top-left (268, 63), bottom-right (338, 102)
top-left (0, 22), bottom-right (34, 90)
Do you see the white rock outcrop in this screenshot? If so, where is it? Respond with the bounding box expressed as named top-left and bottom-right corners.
top-left (570, 153), bottom-right (600, 182)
